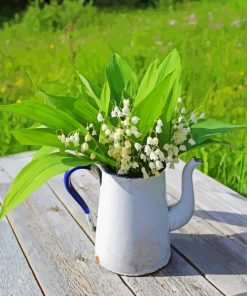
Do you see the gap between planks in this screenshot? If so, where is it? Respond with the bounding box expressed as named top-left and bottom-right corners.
top-left (46, 174), bottom-right (225, 296)
top-left (0, 153), bottom-right (223, 296)
top-left (47, 168), bottom-right (246, 295)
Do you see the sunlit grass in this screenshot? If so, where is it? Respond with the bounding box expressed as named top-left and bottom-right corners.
top-left (0, 0), bottom-right (246, 195)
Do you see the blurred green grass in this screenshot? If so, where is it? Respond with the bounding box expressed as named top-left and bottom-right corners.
top-left (0, 0), bottom-right (246, 195)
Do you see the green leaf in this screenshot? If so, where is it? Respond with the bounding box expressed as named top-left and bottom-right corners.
top-left (12, 128), bottom-right (63, 147)
top-left (157, 49), bottom-right (181, 84)
top-left (135, 58), bottom-right (158, 104)
top-left (77, 71), bottom-right (102, 109)
top-left (73, 100), bottom-right (99, 128)
top-left (100, 81), bottom-right (111, 114)
top-left (0, 101), bottom-right (87, 135)
top-left (39, 89), bottom-right (81, 119)
top-left (133, 72), bottom-right (175, 139)
top-left (158, 50), bottom-right (182, 144)
top-left (191, 119), bottom-right (247, 145)
top-left (32, 146), bottom-right (58, 161)
top-left (105, 53), bottom-right (138, 104)
top-left (40, 89), bottom-right (78, 110)
top-left (185, 138), bottom-right (233, 152)
top-left (0, 154), bottom-right (93, 220)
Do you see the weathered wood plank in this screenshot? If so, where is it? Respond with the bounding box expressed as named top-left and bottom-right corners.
top-left (0, 152), bottom-right (223, 295)
top-left (0, 167), bottom-right (134, 295)
top-left (0, 170), bottom-right (43, 296)
top-left (47, 173), bottom-right (223, 296)
top-left (166, 162), bottom-right (247, 246)
top-left (48, 165), bottom-right (247, 295)
top-left (165, 163), bottom-right (247, 296)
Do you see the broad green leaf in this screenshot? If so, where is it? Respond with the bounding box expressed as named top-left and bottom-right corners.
top-left (185, 138), bottom-right (233, 152)
top-left (77, 71), bottom-right (102, 109)
top-left (157, 49), bottom-right (181, 84)
top-left (0, 154), bottom-right (93, 220)
top-left (40, 89), bottom-right (78, 110)
top-left (135, 58), bottom-right (158, 104)
top-left (0, 101), bottom-right (87, 135)
top-left (100, 81), bottom-right (111, 114)
top-left (158, 50), bottom-right (182, 145)
top-left (105, 53), bottom-right (138, 103)
top-left (39, 89), bottom-right (81, 119)
top-left (32, 146), bottom-right (58, 161)
top-left (191, 119), bottom-right (247, 145)
top-left (132, 72), bottom-right (174, 138)
top-left (73, 100), bottom-right (99, 128)
top-left (12, 128), bottom-right (63, 148)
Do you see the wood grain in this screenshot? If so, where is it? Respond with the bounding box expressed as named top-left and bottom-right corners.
top-left (166, 161), bottom-right (247, 246)
top-left (0, 163), bottom-right (134, 296)
top-left (48, 172), bottom-right (223, 296)
top-left (1, 152), bottom-right (246, 295)
top-left (0, 171), bottom-right (42, 296)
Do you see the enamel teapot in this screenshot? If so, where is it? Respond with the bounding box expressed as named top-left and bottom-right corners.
top-left (64, 157), bottom-right (203, 276)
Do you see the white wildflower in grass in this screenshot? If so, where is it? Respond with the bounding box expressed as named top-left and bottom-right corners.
top-left (200, 113), bottom-right (205, 119)
top-left (190, 113), bottom-right (197, 123)
top-left (181, 107), bottom-right (186, 114)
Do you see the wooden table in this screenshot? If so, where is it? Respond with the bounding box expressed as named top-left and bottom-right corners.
top-left (0, 152), bottom-right (246, 296)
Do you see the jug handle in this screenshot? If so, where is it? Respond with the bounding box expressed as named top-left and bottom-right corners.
top-left (64, 165), bottom-right (101, 232)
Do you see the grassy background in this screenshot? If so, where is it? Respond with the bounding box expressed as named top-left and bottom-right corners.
top-left (0, 0), bottom-right (246, 195)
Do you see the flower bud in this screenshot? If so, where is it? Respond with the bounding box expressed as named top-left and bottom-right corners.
top-left (134, 143), bottom-right (142, 151)
top-left (85, 134), bottom-right (91, 142)
top-left (97, 113), bottom-right (103, 122)
top-left (131, 116), bottom-right (140, 125)
top-left (90, 152), bottom-right (96, 160)
top-left (81, 142), bottom-right (89, 152)
top-left (157, 119), bottom-right (163, 127)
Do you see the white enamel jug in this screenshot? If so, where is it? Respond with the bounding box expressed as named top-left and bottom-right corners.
top-left (64, 157), bottom-right (203, 276)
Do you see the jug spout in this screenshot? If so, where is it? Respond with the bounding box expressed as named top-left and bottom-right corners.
top-left (168, 157), bottom-right (203, 231)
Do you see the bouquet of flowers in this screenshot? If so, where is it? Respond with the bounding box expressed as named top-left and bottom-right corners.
top-left (0, 49), bottom-right (244, 219)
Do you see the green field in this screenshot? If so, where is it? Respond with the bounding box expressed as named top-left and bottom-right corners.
top-left (0, 0), bottom-right (246, 195)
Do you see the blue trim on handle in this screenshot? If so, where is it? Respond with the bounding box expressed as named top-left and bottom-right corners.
top-left (64, 165), bottom-right (91, 214)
